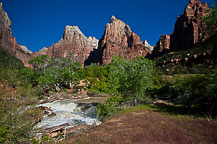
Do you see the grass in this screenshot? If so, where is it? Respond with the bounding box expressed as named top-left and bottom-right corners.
top-left (109, 103), bottom-right (217, 121)
top-left (64, 103), bottom-right (217, 144)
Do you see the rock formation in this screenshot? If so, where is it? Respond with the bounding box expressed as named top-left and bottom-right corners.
top-left (143, 40), bottom-right (154, 51)
top-left (0, 2), bottom-right (33, 67)
top-left (97, 16), bottom-right (151, 65)
top-left (32, 47), bottom-right (48, 57)
top-left (149, 0), bottom-right (208, 58)
top-left (17, 44), bottom-right (32, 54)
top-left (15, 44), bottom-right (33, 67)
top-left (0, 2), bottom-right (16, 55)
top-left (45, 25), bottom-right (98, 65)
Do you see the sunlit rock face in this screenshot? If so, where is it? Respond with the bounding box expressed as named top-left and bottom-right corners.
top-left (32, 47), bottom-right (48, 57)
top-left (97, 16), bottom-right (151, 65)
top-left (149, 0), bottom-right (208, 58)
top-left (143, 40), bottom-right (154, 51)
top-left (0, 2), bottom-right (33, 67)
top-left (0, 2), bottom-right (16, 55)
top-left (45, 25), bottom-right (99, 65)
top-left (15, 44), bottom-right (33, 67)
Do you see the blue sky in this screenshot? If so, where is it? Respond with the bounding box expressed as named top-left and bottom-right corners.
top-left (1, 0), bottom-right (215, 52)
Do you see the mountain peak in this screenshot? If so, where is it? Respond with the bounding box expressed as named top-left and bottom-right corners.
top-left (65, 25), bottom-right (82, 33)
top-left (63, 25), bottom-right (85, 41)
top-left (189, 0), bottom-right (200, 5)
top-left (110, 15), bottom-right (125, 24)
top-left (110, 15), bottom-right (117, 22)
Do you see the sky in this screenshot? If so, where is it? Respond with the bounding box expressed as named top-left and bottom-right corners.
top-left (0, 0), bottom-right (216, 52)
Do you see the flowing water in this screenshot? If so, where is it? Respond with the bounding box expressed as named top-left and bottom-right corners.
top-left (35, 99), bottom-right (101, 130)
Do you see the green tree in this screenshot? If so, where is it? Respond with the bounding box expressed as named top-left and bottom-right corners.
top-left (108, 56), bottom-right (162, 101)
top-left (96, 56), bottom-right (163, 120)
top-left (203, 3), bottom-right (217, 35)
top-left (81, 64), bottom-right (109, 93)
top-left (29, 55), bottom-right (51, 71)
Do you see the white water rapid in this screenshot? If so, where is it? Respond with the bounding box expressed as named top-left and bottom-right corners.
top-left (35, 99), bottom-right (101, 130)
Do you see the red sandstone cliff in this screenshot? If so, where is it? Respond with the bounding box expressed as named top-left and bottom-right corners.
top-left (98, 16), bottom-right (151, 65)
top-left (0, 2), bottom-right (32, 67)
top-left (149, 0), bottom-right (208, 58)
top-left (0, 2), bottom-right (16, 55)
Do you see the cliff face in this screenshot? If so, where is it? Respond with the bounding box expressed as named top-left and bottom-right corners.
top-left (0, 3), bottom-right (33, 67)
top-left (97, 16), bottom-right (151, 65)
top-left (149, 0), bottom-right (208, 58)
top-left (0, 2), bottom-right (16, 55)
top-left (45, 25), bottom-right (98, 65)
top-left (15, 44), bottom-right (33, 67)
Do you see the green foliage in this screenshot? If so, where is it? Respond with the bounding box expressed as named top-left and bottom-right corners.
top-left (81, 64), bottom-right (109, 93)
top-left (0, 48), bottom-right (24, 71)
top-left (153, 66), bottom-right (217, 115)
top-left (0, 46), bottom-right (43, 143)
top-left (26, 54), bottom-right (82, 94)
top-left (29, 55), bottom-right (51, 70)
top-left (0, 104), bottom-right (43, 143)
top-left (96, 56), bottom-right (163, 120)
top-left (0, 125), bottom-right (8, 143)
top-left (203, 3), bottom-right (217, 35)
top-left (0, 47), bottom-right (24, 82)
top-left (96, 95), bottom-right (121, 120)
top-left (41, 134), bottom-right (50, 142)
top-left (108, 56), bottom-right (162, 100)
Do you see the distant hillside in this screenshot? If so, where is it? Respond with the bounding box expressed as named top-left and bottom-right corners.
top-left (154, 33), bottom-right (217, 74)
top-left (0, 46), bottom-right (23, 73)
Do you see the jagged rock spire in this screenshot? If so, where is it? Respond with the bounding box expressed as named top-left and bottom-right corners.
top-left (98, 16), bottom-right (151, 65)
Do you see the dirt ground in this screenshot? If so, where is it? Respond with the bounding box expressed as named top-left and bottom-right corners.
top-left (64, 110), bottom-right (217, 144)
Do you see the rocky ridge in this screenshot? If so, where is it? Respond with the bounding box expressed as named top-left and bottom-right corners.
top-left (45, 25), bottom-right (99, 65)
top-left (0, 0), bottom-right (211, 67)
top-left (32, 47), bottom-right (48, 57)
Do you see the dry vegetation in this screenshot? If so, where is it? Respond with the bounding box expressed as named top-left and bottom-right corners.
top-left (64, 105), bottom-right (217, 144)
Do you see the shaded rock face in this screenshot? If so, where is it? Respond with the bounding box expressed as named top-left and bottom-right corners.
top-left (149, 0), bottom-right (208, 58)
top-left (45, 25), bottom-right (98, 65)
top-left (0, 3), bottom-right (33, 67)
top-left (98, 16), bottom-right (151, 65)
